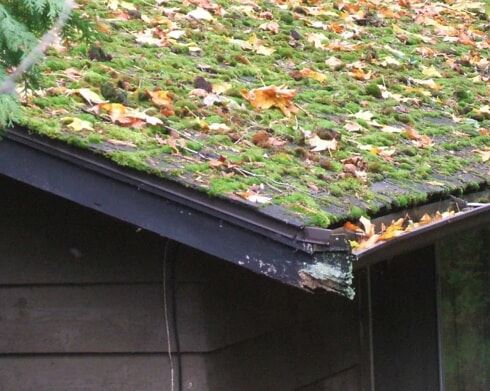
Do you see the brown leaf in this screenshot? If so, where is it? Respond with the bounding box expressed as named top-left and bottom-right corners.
top-left (405, 127), bottom-right (433, 148)
top-left (252, 130), bottom-right (286, 148)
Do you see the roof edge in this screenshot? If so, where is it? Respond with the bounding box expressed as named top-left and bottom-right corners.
top-left (0, 127), bottom-right (354, 297)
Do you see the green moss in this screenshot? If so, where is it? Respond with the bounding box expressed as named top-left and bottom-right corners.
top-left (84, 71), bottom-right (110, 85)
top-left (33, 96), bottom-right (74, 109)
top-left (209, 177), bottom-right (246, 195)
top-left (365, 83), bottom-right (383, 98)
top-left (349, 206), bottom-right (365, 219)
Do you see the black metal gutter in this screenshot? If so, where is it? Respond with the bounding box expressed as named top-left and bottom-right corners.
top-left (0, 127), bottom-right (354, 298)
top-left (353, 202), bottom-right (490, 267)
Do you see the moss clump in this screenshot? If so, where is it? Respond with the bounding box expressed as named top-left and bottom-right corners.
top-left (365, 83), bottom-right (383, 98)
top-left (208, 177), bottom-right (247, 196)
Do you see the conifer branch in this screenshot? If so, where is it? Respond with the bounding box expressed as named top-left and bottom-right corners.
top-left (0, 0), bottom-right (75, 95)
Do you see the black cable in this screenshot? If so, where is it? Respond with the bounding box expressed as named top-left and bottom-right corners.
top-left (169, 240), bottom-right (183, 391)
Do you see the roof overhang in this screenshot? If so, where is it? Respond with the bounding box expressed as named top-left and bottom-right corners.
top-left (1, 127), bottom-right (488, 298)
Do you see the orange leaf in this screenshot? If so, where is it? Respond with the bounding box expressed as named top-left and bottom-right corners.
top-left (241, 86), bottom-right (298, 117)
top-left (97, 103), bottom-right (127, 122)
top-left (349, 68), bottom-right (372, 81)
top-left (148, 90), bottom-right (174, 116)
top-left (344, 221), bottom-right (361, 233)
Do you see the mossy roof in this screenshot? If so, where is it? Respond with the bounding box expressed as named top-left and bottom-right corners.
top-left (19, 0), bottom-right (489, 228)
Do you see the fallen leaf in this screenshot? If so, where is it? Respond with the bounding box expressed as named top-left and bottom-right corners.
top-left (209, 123), bottom-right (231, 132)
top-left (307, 33), bottom-right (327, 48)
top-left (344, 221), bottom-right (362, 233)
top-left (147, 90), bottom-right (174, 115)
top-left (212, 82), bottom-right (232, 95)
top-left (380, 125), bottom-right (403, 133)
top-left (93, 103), bottom-right (162, 127)
top-left (259, 21), bottom-right (279, 34)
top-left (410, 78), bottom-right (442, 90)
top-left (379, 56), bottom-right (401, 67)
top-left (325, 56), bottom-right (344, 70)
top-left (188, 7), bottom-right (213, 21)
top-left (236, 190), bottom-right (271, 204)
top-left (251, 130), bottom-right (285, 148)
top-left (349, 67), bottom-right (372, 81)
top-left (359, 216), bottom-right (375, 238)
top-left (96, 103), bottom-right (127, 122)
top-left (61, 117), bottom-right (94, 132)
top-left (342, 156), bottom-right (368, 180)
top-left (421, 65), bottom-right (442, 78)
top-left (298, 68), bottom-right (327, 83)
top-left (308, 134), bottom-right (338, 152)
top-left (473, 148), bottom-right (490, 162)
top-left (107, 139), bottom-right (137, 147)
top-left (241, 86), bottom-right (298, 117)
top-left (344, 121), bottom-right (364, 132)
top-left (379, 218), bottom-right (405, 241)
top-left (405, 127), bottom-right (433, 148)
top-left (354, 110), bottom-right (374, 121)
top-left (77, 88), bottom-right (106, 105)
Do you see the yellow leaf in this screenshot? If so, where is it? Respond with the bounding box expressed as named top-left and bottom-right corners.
top-left (212, 82), bottom-right (232, 95)
top-left (421, 65), bottom-right (442, 78)
top-left (61, 117), bottom-right (94, 132)
top-left (97, 103), bottom-right (127, 122)
top-left (148, 90), bottom-right (173, 107)
top-left (299, 68), bottom-right (326, 83)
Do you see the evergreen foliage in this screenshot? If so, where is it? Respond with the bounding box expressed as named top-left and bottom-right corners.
top-left (0, 0), bottom-right (91, 127)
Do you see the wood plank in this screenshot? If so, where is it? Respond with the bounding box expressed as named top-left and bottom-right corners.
top-left (0, 354), bottom-right (208, 391)
top-left (204, 299), bottom-right (360, 390)
top-left (0, 199), bottom-right (164, 285)
top-left (0, 281), bottom-right (297, 353)
top-left (370, 247), bottom-right (439, 391)
top-left (0, 285), bottom-right (169, 353)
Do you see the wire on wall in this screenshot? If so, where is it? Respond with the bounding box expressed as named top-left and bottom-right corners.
top-left (162, 239), bottom-right (183, 391)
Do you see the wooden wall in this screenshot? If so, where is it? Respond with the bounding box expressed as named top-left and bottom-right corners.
top-left (0, 175), bottom-right (362, 390)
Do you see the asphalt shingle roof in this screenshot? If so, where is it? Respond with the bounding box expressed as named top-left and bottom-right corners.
top-left (19, 0), bottom-right (490, 227)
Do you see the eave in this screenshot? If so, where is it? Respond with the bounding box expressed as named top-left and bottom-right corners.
top-left (0, 127), bottom-right (355, 298)
top-left (0, 127), bottom-right (488, 299)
